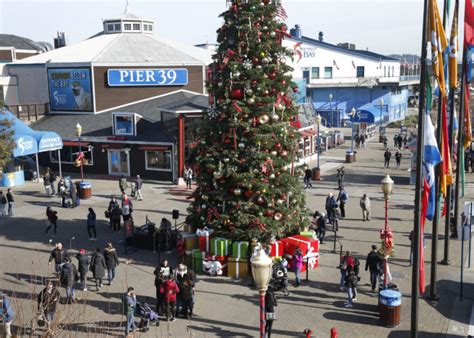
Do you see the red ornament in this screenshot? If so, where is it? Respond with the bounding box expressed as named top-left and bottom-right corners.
top-left (263, 0), bottom-right (270, 4)
top-left (275, 143), bottom-right (282, 149)
top-left (231, 88), bottom-right (244, 99)
top-left (280, 24), bottom-right (287, 31)
top-left (251, 80), bottom-right (258, 86)
top-left (231, 4), bottom-right (238, 13)
top-left (269, 72), bottom-right (277, 80)
top-left (281, 80), bottom-right (286, 85)
top-left (245, 190), bottom-right (253, 198)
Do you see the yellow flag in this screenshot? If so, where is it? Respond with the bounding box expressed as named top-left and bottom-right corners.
top-left (429, 0), bottom-right (449, 97)
top-left (449, 0), bottom-right (458, 89)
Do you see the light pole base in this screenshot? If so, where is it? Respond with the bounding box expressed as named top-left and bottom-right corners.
top-left (312, 167), bottom-right (321, 181)
top-left (440, 260), bottom-right (451, 265)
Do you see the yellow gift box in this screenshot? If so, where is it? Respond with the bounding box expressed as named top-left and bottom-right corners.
top-left (183, 224), bottom-right (193, 233)
top-left (228, 257), bottom-right (248, 279)
top-left (182, 233), bottom-right (198, 250)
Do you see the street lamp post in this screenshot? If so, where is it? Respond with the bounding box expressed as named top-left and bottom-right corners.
top-left (251, 247), bottom-right (272, 338)
top-left (381, 174), bottom-right (394, 287)
top-left (329, 94), bottom-right (333, 128)
top-left (379, 98), bottom-right (384, 130)
top-left (75, 123), bottom-right (84, 181)
top-left (315, 114), bottom-right (322, 173)
top-left (350, 108), bottom-right (356, 153)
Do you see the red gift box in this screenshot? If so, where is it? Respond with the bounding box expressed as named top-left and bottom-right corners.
top-left (198, 235), bottom-right (213, 252)
top-left (269, 240), bottom-right (283, 257)
top-left (282, 235), bottom-right (319, 257)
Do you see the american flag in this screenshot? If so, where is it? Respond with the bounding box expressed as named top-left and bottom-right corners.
top-left (276, 5), bottom-right (288, 20)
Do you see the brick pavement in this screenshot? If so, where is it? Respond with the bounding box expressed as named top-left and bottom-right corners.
top-left (0, 128), bottom-right (472, 337)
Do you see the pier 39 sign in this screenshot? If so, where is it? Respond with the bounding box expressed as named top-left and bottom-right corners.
top-left (107, 69), bottom-right (188, 87)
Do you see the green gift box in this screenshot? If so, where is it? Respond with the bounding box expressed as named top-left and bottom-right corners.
top-left (231, 241), bottom-right (249, 258)
top-left (300, 231), bottom-right (317, 239)
top-left (210, 237), bottom-right (231, 256)
top-left (192, 249), bottom-right (206, 273)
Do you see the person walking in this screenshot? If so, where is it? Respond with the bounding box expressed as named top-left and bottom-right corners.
top-left (336, 167), bottom-right (345, 190)
top-left (111, 203), bottom-right (122, 233)
top-left (304, 166), bottom-right (312, 189)
top-left (393, 134), bottom-right (398, 147)
top-left (43, 172), bottom-right (52, 196)
top-left (184, 167), bottom-right (193, 189)
top-left (124, 287), bottom-right (137, 336)
top-left (86, 208), bottom-right (97, 241)
top-left (89, 248), bottom-right (106, 291)
top-left (384, 148), bottom-right (392, 168)
top-left (107, 197), bottom-right (118, 229)
top-left (60, 257), bottom-right (79, 304)
top-left (337, 188), bottom-right (348, 219)
top-left (160, 277), bottom-right (179, 322)
top-left (0, 192), bottom-right (6, 217)
top-left (360, 134), bottom-right (366, 149)
top-left (49, 169), bottom-right (57, 195)
top-left (69, 183), bottom-right (77, 208)
top-left (76, 249), bottom-right (89, 291)
top-left (48, 243), bottom-right (68, 275)
top-left (134, 175), bottom-right (143, 201)
top-left (292, 248), bottom-right (303, 287)
top-left (45, 207), bottom-right (58, 235)
top-left (365, 245), bottom-right (381, 291)
top-left (325, 192), bottom-right (337, 224)
top-left (37, 281), bottom-right (60, 332)
top-left (395, 149), bottom-right (402, 169)
top-left (179, 274), bottom-right (194, 319)
top-left (121, 194), bottom-right (133, 222)
top-left (397, 134), bottom-right (403, 149)
top-left (339, 251), bottom-right (355, 290)
top-left (360, 194), bottom-right (371, 221)
top-left (0, 291), bottom-right (14, 338)
top-left (264, 286), bottom-right (277, 338)
top-left (119, 175), bottom-right (128, 194)
top-left (6, 189), bottom-right (13, 216)
top-left (344, 265), bottom-right (358, 308)
top-left (104, 243), bottom-right (120, 286)
top-left (153, 270), bottom-right (165, 315)
top-left (316, 212), bottom-right (326, 244)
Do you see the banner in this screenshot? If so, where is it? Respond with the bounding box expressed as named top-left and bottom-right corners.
top-left (48, 68), bottom-right (93, 112)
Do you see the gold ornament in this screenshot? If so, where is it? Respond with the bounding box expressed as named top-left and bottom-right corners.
top-left (259, 114), bottom-right (270, 124)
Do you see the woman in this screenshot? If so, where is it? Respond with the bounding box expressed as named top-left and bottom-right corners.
top-left (89, 247), bottom-right (106, 291)
top-left (179, 274), bottom-right (194, 319)
top-left (104, 243), bottom-right (119, 285)
top-left (265, 286), bottom-right (277, 337)
top-left (106, 197), bottom-right (117, 229)
top-left (344, 265), bottom-right (358, 308)
top-left (37, 281), bottom-right (60, 332)
top-left (76, 249), bottom-right (89, 291)
top-left (45, 207), bottom-right (58, 234)
top-left (87, 208), bottom-right (97, 240)
top-left (292, 248), bottom-right (303, 287)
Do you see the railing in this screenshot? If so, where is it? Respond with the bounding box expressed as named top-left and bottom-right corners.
top-left (400, 75), bottom-right (420, 82)
top-left (4, 103), bottom-right (49, 123)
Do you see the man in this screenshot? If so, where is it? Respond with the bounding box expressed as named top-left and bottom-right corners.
top-left (316, 212), bottom-right (326, 244)
top-left (69, 183), bottom-right (77, 208)
top-left (325, 192), bottom-right (337, 224)
top-left (337, 188), bottom-right (348, 219)
top-left (304, 166), bottom-right (312, 189)
top-left (48, 243), bottom-right (69, 275)
top-left (339, 251), bottom-right (355, 290)
top-left (76, 249), bottom-right (89, 291)
top-left (365, 245), bottom-right (381, 291)
top-left (119, 175), bottom-right (128, 194)
top-left (161, 277), bottom-right (180, 321)
top-left (6, 189), bottom-right (13, 216)
top-left (134, 175), bottom-right (143, 201)
top-left (124, 287), bottom-right (137, 335)
top-left (360, 134), bottom-right (366, 149)
top-left (384, 149), bottom-right (392, 168)
top-left (184, 167), bottom-right (193, 189)
top-left (395, 149), bottom-right (402, 169)
top-left (360, 194), bottom-right (371, 221)
top-left (0, 192), bottom-right (7, 216)
top-left (336, 167), bottom-right (345, 190)
top-left (37, 281), bottom-right (60, 331)
top-left (0, 291), bottom-right (13, 338)
top-left (60, 257), bottom-right (79, 304)
top-left (397, 134), bottom-right (403, 149)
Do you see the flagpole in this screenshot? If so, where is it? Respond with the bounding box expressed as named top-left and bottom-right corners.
top-left (412, 0), bottom-right (430, 336)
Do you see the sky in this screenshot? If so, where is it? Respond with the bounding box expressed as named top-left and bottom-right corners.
top-left (0, 0), bottom-right (457, 55)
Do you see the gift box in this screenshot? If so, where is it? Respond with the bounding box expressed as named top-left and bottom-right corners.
top-left (184, 250), bottom-right (193, 267)
top-left (192, 249), bottom-right (206, 274)
top-left (282, 235), bottom-right (319, 257)
top-left (203, 253), bottom-right (228, 276)
top-left (228, 257), bottom-right (248, 279)
top-left (231, 241), bottom-right (249, 258)
top-left (299, 231), bottom-right (317, 239)
top-left (269, 240), bottom-right (283, 257)
top-left (197, 227), bottom-right (214, 252)
top-left (183, 224), bottom-right (193, 233)
top-left (210, 237), bottom-right (231, 256)
top-left (182, 233), bottom-right (198, 250)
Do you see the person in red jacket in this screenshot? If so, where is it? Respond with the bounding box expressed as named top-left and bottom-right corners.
top-left (160, 278), bottom-right (180, 321)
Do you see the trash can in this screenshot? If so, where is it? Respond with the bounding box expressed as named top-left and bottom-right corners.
top-left (345, 151), bottom-right (354, 163)
top-left (312, 167), bottom-right (321, 180)
top-left (353, 151), bottom-right (357, 162)
top-left (379, 289), bottom-right (401, 327)
top-left (79, 181), bottom-right (92, 200)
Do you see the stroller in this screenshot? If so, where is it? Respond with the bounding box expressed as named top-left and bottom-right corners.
top-left (269, 258), bottom-right (289, 296)
top-left (135, 302), bottom-right (159, 331)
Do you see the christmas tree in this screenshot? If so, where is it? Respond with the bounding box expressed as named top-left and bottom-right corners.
top-left (187, 0), bottom-right (308, 242)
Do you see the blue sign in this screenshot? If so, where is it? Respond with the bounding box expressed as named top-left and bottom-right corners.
top-left (48, 68), bottom-right (94, 112)
top-left (352, 110), bottom-right (375, 124)
top-left (107, 69), bottom-right (189, 87)
top-left (37, 132), bottom-right (63, 152)
top-left (13, 135), bottom-right (37, 157)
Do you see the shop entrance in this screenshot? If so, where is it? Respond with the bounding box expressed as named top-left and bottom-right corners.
top-left (108, 149), bottom-right (130, 176)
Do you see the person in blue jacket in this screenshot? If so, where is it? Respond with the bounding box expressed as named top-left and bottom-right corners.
top-left (0, 291), bottom-right (14, 337)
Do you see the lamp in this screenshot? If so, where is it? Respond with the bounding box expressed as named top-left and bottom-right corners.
top-left (251, 247), bottom-right (272, 338)
top-left (350, 108), bottom-right (356, 154)
top-left (379, 99), bottom-right (384, 130)
top-left (329, 94), bottom-right (333, 127)
top-left (315, 114), bottom-right (322, 126)
top-left (381, 174), bottom-right (394, 288)
top-left (313, 114), bottom-right (322, 180)
top-left (381, 174), bottom-right (394, 200)
top-left (75, 123), bottom-right (82, 137)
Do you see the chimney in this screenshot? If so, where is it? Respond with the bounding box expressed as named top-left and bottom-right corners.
top-left (318, 31), bottom-right (324, 42)
top-left (337, 42), bottom-right (356, 50)
top-left (290, 24), bottom-right (302, 39)
top-left (54, 32), bottom-right (66, 49)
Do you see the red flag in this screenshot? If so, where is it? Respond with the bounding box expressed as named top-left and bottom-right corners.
top-left (465, 0), bottom-right (474, 46)
top-left (440, 97), bottom-right (453, 196)
top-left (419, 179), bottom-right (430, 294)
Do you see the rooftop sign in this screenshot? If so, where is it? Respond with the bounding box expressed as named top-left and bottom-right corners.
top-left (107, 68), bottom-right (188, 87)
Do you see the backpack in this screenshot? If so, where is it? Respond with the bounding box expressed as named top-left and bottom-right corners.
top-left (341, 191), bottom-right (348, 201)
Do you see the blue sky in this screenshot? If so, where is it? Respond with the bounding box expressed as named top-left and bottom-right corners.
top-left (0, 0), bottom-right (454, 55)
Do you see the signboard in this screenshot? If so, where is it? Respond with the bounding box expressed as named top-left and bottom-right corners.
top-left (13, 135), bottom-right (37, 157)
top-left (352, 110), bottom-right (375, 124)
top-left (292, 42), bottom-right (316, 63)
top-left (48, 68), bottom-right (94, 112)
top-left (38, 132), bottom-right (63, 152)
top-left (107, 69), bottom-right (189, 87)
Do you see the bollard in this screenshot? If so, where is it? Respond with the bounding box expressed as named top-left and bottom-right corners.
top-left (331, 327), bottom-right (338, 338)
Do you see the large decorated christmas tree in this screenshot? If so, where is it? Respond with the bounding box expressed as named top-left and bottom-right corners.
top-left (187, 0), bottom-right (308, 242)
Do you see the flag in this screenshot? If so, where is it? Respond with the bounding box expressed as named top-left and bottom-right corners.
top-left (423, 78), bottom-right (442, 220)
top-left (449, 0), bottom-right (458, 89)
top-left (464, 0), bottom-right (474, 47)
top-left (419, 179), bottom-right (430, 294)
top-left (276, 5), bottom-right (287, 20)
top-left (429, 0), bottom-right (449, 97)
top-left (464, 66), bottom-right (473, 149)
top-left (440, 96), bottom-right (454, 196)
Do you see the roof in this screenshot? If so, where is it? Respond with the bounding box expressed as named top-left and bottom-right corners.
top-left (13, 33), bottom-right (212, 65)
top-left (0, 34), bottom-right (52, 52)
top-left (290, 35), bottom-right (397, 62)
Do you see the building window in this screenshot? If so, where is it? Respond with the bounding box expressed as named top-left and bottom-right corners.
top-left (384, 66), bottom-right (387, 77)
top-left (113, 113), bottom-right (135, 136)
top-left (324, 67), bottom-right (333, 78)
top-left (114, 23), bottom-right (121, 31)
top-left (133, 23), bottom-right (141, 31)
top-left (356, 66), bottom-right (365, 78)
top-left (124, 23), bottom-right (132, 31)
top-left (145, 150), bottom-right (172, 171)
top-left (392, 66), bottom-right (395, 77)
top-left (50, 146), bottom-right (94, 166)
top-left (107, 24), bottom-right (114, 31)
top-left (311, 67), bottom-right (320, 79)
top-left (302, 69), bottom-right (310, 83)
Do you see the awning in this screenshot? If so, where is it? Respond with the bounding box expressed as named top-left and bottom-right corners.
top-left (138, 146), bottom-right (170, 151)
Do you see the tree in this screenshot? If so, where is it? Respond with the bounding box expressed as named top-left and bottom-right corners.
top-left (187, 0), bottom-right (308, 242)
top-left (0, 111), bottom-right (15, 170)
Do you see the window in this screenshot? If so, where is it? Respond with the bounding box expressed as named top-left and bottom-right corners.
top-left (124, 23), bottom-right (132, 31)
top-left (145, 150), bottom-right (172, 171)
top-left (113, 113), bottom-right (135, 136)
top-left (302, 69), bottom-right (310, 83)
top-left (133, 23), bottom-right (141, 31)
top-left (107, 24), bottom-right (114, 31)
top-left (384, 66), bottom-right (387, 77)
top-left (324, 67), bottom-right (333, 78)
top-left (114, 23), bottom-right (121, 31)
top-left (392, 66), bottom-right (395, 76)
top-left (356, 66), bottom-right (365, 78)
top-left (50, 146), bottom-right (93, 166)
top-left (311, 67), bottom-right (320, 79)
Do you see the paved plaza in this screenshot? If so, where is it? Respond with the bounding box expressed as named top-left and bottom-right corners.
top-left (0, 128), bottom-right (473, 337)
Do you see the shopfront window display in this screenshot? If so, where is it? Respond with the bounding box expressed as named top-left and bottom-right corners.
top-left (145, 150), bottom-right (172, 171)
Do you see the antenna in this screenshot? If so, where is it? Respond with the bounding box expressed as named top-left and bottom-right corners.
top-left (124, 0), bottom-right (129, 14)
